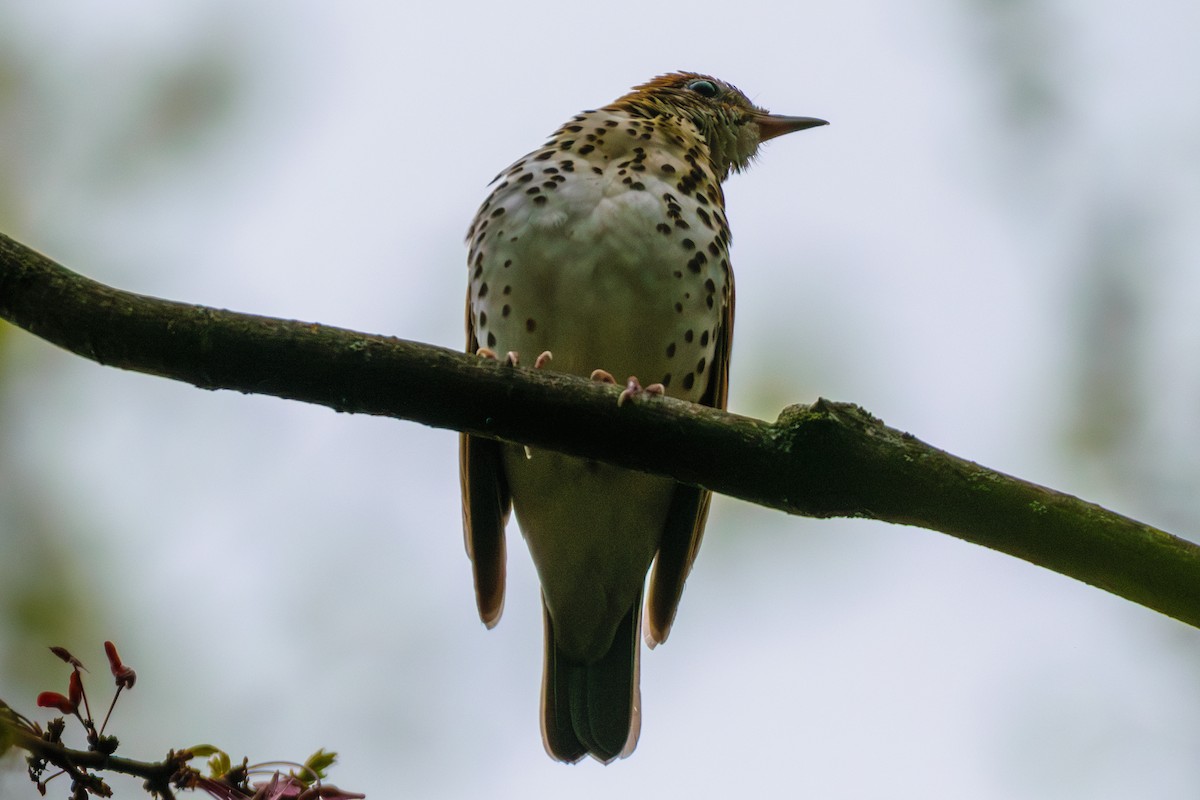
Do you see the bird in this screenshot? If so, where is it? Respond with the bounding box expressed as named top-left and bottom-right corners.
top-left (460, 72), bottom-right (825, 763)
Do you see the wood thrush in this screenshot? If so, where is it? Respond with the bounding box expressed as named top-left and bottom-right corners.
top-left (461, 72), bottom-right (825, 762)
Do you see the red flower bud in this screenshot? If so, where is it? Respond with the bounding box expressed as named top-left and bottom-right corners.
top-left (105, 641), bottom-right (136, 689)
top-left (103, 641), bottom-right (121, 669)
top-left (37, 691), bottom-right (76, 714)
top-left (68, 669), bottom-right (84, 707)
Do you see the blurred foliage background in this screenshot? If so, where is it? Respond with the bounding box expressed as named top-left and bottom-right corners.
top-left (3, 2), bottom-right (1200, 798)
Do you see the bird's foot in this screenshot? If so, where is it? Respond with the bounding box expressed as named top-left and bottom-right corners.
top-left (590, 369), bottom-right (617, 384)
top-left (618, 376), bottom-right (665, 407)
top-left (534, 350), bottom-right (553, 369)
top-left (475, 347), bottom-right (520, 366)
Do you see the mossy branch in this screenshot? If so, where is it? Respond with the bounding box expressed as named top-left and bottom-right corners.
top-left (2, 230), bottom-right (1199, 627)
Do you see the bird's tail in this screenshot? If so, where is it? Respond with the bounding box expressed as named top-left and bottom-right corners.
top-left (540, 595), bottom-right (642, 764)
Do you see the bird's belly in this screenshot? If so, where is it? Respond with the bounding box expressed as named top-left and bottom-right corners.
top-left (473, 185), bottom-right (725, 401)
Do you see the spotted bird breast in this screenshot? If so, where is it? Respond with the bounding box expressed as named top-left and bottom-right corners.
top-left (466, 109), bottom-right (733, 402)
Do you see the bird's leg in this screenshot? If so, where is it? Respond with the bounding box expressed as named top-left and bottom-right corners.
top-left (534, 351), bottom-right (553, 369)
top-left (618, 376), bottom-right (665, 407)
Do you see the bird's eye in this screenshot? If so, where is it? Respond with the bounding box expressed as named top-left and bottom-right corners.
top-left (687, 79), bottom-right (719, 98)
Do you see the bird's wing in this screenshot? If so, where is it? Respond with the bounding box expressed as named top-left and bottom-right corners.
top-left (644, 276), bottom-right (735, 646)
top-left (460, 292), bottom-right (510, 627)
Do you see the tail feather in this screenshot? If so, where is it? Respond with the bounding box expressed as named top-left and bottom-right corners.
top-left (541, 597), bottom-right (642, 763)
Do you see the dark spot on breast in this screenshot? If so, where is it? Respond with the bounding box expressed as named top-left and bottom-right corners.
top-left (674, 302), bottom-right (683, 313)
top-left (661, 373), bottom-right (672, 388)
top-left (674, 219), bottom-right (690, 229)
top-left (706, 296), bottom-right (715, 309)
top-left (631, 182), bottom-right (645, 190)
top-left (526, 186), bottom-right (541, 195)
top-left (656, 223), bottom-right (671, 234)
top-left (704, 278), bottom-right (716, 293)
top-left (518, 172), bottom-right (534, 183)
top-left (578, 144), bottom-right (596, 155)
top-left (478, 282), bottom-right (488, 298)
top-left (491, 207), bottom-right (505, 218)
top-left (479, 311), bottom-right (488, 327)
top-left (707, 241), bottom-right (721, 257)
top-left (673, 270), bottom-right (683, 278)
top-left (533, 195), bottom-right (548, 205)
top-left (700, 330), bottom-right (709, 346)
top-left (534, 151), bottom-right (555, 161)
top-left (565, 125), bottom-right (583, 133)
top-left (666, 342), bottom-right (676, 358)
top-left (503, 284), bottom-right (511, 294)
top-left (684, 329), bottom-right (694, 343)
top-left (560, 160), bottom-right (575, 171)
top-left (502, 305), bottom-right (510, 317)
top-left (696, 357), bottom-right (706, 375)
top-left (681, 238), bottom-right (695, 250)
top-left (592, 167), bottom-right (603, 175)
top-left (525, 318), bottom-right (537, 332)
top-left (504, 259), bottom-right (513, 268)
top-left (473, 262), bottom-right (483, 279)
top-left (682, 372), bottom-right (695, 390)
top-left (487, 331), bottom-right (496, 348)
top-left (661, 163), bottom-right (676, 174)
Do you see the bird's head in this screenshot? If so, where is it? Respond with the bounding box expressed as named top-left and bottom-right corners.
top-left (607, 72), bottom-right (827, 177)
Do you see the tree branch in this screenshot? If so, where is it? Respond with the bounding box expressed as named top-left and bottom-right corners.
top-left (3, 230), bottom-right (1199, 627)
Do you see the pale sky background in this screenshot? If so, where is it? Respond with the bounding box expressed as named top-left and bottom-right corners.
top-left (3, 1), bottom-right (1200, 798)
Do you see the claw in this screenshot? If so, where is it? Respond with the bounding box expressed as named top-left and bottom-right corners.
top-left (534, 351), bottom-right (553, 369)
top-left (590, 369), bottom-right (617, 385)
top-left (475, 347), bottom-right (520, 366)
top-left (618, 377), bottom-right (665, 407)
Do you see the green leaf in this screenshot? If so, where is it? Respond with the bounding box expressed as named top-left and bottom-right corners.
top-left (206, 749), bottom-right (232, 778)
top-left (186, 744), bottom-right (223, 758)
top-left (299, 748), bottom-right (337, 783)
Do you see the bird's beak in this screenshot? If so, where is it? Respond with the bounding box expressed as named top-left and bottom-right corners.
top-left (753, 114), bottom-right (828, 142)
